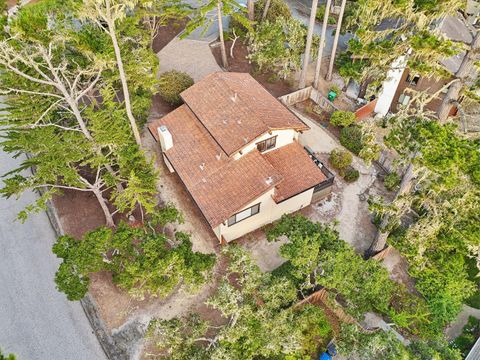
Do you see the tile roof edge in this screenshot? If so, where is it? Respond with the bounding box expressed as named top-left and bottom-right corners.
top-left (208, 184), bottom-right (280, 228)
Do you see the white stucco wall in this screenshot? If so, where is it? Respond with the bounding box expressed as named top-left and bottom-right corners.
top-left (214, 187), bottom-right (314, 242)
top-left (374, 56), bottom-right (407, 116)
top-left (233, 129), bottom-right (297, 160)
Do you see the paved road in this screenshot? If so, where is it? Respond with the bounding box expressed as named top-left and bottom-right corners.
top-left (185, 0), bottom-right (353, 57)
top-left (283, 0), bottom-right (353, 57)
top-left (0, 140), bottom-right (106, 359)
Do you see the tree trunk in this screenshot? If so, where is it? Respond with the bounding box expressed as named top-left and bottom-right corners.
top-left (217, 1), bottom-right (229, 68)
top-left (437, 31), bottom-right (480, 123)
top-left (358, 78), bottom-right (368, 99)
top-left (298, 0), bottom-right (319, 89)
top-left (262, 0), bottom-right (271, 20)
top-left (326, 0), bottom-right (346, 81)
top-left (247, 0), bottom-right (254, 21)
top-left (108, 23), bottom-right (142, 146)
top-left (92, 187), bottom-right (115, 227)
top-left (313, 0), bottom-right (332, 89)
top-left (366, 162), bottom-right (415, 257)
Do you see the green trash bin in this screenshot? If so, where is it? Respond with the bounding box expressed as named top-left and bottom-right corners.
top-left (327, 91), bottom-right (337, 102)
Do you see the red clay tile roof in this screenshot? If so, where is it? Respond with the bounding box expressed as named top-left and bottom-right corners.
top-left (191, 150), bottom-right (282, 227)
top-left (148, 105), bottom-right (229, 189)
top-left (148, 105), bottom-right (283, 227)
top-left (181, 72), bottom-right (309, 156)
top-left (263, 142), bottom-right (327, 203)
top-left (148, 73), bottom-right (324, 228)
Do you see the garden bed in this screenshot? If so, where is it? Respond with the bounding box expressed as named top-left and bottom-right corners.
top-left (210, 39), bottom-right (294, 98)
top-left (151, 18), bottom-right (188, 53)
top-left (293, 98), bottom-right (341, 139)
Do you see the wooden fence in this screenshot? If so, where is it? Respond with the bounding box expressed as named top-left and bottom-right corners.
top-left (278, 87), bottom-right (312, 106)
top-left (278, 86), bottom-right (339, 114)
top-left (371, 246), bottom-right (392, 261)
top-left (296, 288), bottom-right (357, 325)
top-left (355, 99), bottom-right (377, 120)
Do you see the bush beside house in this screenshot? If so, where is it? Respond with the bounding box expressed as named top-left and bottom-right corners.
top-left (344, 167), bottom-right (359, 182)
top-left (330, 110), bottom-right (356, 127)
top-left (158, 70), bottom-right (194, 105)
top-left (340, 126), bottom-right (363, 154)
top-left (329, 148), bottom-right (352, 175)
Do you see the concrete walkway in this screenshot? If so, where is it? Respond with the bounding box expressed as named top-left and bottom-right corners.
top-left (446, 305), bottom-right (480, 340)
top-left (156, 37), bottom-right (222, 82)
top-left (0, 137), bottom-right (106, 359)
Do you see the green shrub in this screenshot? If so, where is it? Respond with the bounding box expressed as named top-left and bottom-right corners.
top-left (315, 4), bottom-right (336, 24)
top-left (384, 172), bottom-right (400, 191)
top-left (158, 70), bottom-right (194, 105)
top-left (330, 110), bottom-right (356, 127)
top-left (254, 0), bottom-right (292, 22)
top-left (344, 167), bottom-right (359, 182)
top-left (330, 84), bottom-right (341, 95)
top-left (340, 126), bottom-right (363, 154)
top-left (329, 148), bottom-right (352, 175)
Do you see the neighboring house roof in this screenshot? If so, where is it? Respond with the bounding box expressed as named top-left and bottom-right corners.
top-left (264, 143), bottom-right (327, 203)
top-left (180, 72), bottom-right (309, 156)
top-left (466, 337), bottom-right (480, 360)
top-left (149, 73), bottom-right (324, 228)
top-left (438, 16), bottom-right (473, 44)
top-left (437, 16), bottom-right (473, 74)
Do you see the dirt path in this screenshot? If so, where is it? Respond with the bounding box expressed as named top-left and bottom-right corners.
top-left (295, 110), bottom-right (414, 289)
top-left (296, 110), bottom-right (377, 252)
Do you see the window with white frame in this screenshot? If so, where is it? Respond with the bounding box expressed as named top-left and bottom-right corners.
top-left (227, 203), bottom-right (260, 226)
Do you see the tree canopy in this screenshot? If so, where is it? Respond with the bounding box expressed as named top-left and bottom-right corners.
top-left (0, 0), bottom-right (159, 225)
top-left (148, 245), bottom-right (332, 359)
top-left (370, 115), bottom-right (480, 328)
top-left (53, 205), bottom-right (216, 301)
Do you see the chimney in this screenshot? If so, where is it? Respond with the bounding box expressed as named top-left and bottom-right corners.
top-left (157, 125), bottom-right (173, 152)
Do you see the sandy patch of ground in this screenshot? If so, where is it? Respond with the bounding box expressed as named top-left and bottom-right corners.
top-left (297, 112), bottom-right (378, 252)
top-left (235, 229), bottom-right (289, 272)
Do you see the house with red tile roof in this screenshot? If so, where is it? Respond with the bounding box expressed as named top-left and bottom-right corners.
top-left (149, 72), bottom-right (334, 242)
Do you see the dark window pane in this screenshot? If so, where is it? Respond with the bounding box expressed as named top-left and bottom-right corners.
top-left (251, 204), bottom-right (260, 215)
top-left (257, 141), bottom-right (266, 152)
top-left (228, 216), bottom-right (236, 226)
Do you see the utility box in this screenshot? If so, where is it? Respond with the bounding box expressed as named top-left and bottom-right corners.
top-left (327, 91), bottom-right (337, 102)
